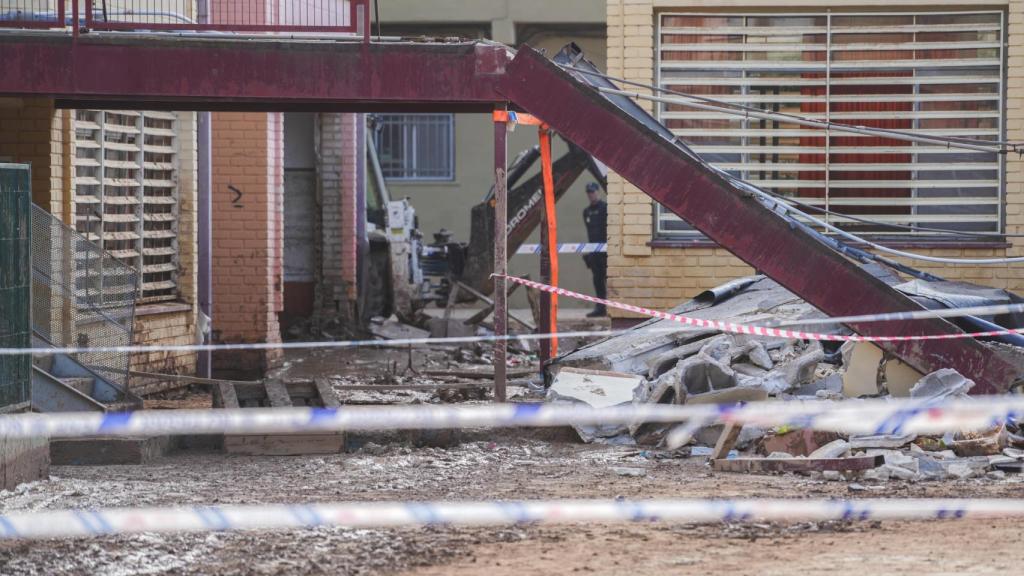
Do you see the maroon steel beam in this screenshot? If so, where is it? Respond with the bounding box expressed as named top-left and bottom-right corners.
top-left (499, 47), bottom-right (1020, 394)
top-left (0, 35), bottom-right (509, 109)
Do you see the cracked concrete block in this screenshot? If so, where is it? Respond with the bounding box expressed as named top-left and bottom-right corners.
top-left (910, 368), bottom-right (975, 400)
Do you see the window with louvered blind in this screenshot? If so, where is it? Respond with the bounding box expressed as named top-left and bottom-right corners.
top-left (73, 110), bottom-right (180, 302)
top-left (655, 11), bottom-right (1005, 239)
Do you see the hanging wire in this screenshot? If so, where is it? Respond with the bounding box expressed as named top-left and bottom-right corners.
top-left (763, 192), bottom-right (1024, 239)
top-left (558, 64), bottom-right (1023, 153)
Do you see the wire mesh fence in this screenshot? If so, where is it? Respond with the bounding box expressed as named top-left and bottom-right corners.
top-left (0, 166), bottom-right (32, 412)
top-left (31, 204), bottom-right (138, 391)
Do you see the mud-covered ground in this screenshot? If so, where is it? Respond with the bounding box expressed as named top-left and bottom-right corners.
top-left (1, 431), bottom-right (1023, 576)
top-left (5, 345), bottom-right (1024, 575)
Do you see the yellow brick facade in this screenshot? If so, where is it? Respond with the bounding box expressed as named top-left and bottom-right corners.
top-left (1, 98), bottom-right (199, 375)
top-left (606, 0), bottom-right (1024, 315)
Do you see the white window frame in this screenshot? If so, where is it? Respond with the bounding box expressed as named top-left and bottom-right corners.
top-left (654, 10), bottom-right (1006, 239)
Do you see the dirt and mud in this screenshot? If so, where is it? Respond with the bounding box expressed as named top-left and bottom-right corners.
top-left (1, 430), bottom-right (1023, 576)
top-left (4, 346), bottom-right (1024, 575)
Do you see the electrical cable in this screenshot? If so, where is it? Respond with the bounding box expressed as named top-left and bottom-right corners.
top-left (764, 192), bottom-right (1024, 239)
top-left (559, 64), bottom-right (1024, 152)
top-left (556, 63), bottom-right (1024, 264)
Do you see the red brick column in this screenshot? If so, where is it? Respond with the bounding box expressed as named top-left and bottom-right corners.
top-left (211, 111), bottom-right (284, 377)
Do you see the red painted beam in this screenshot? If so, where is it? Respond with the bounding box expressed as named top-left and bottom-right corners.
top-left (500, 47), bottom-right (1021, 394)
top-left (0, 34), bottom-right (509, 110)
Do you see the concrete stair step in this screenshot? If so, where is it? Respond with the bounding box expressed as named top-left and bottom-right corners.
top-left (59, 377), bottom-right (94, 395)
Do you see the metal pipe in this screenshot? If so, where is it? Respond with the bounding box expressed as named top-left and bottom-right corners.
top-left (196, 0), bottom-right (212, 378)
top-left (493, 108), bottom-right (508, 403)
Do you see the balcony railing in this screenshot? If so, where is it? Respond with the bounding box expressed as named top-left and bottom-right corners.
top-left (0, 0), bottom-right (369, 36)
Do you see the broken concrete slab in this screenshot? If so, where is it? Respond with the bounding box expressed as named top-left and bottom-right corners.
top-left (910, 369), bottom-right (975, 400)
top-left (548, 367), bottom-right (645, 443)
top-left (849, 433), bottom-right (917, 450)
top-left (808, 439), bottom-right (850, 459)
top-left (369, 316), bottom-right (431, 341)
top-left (549, 367), bottom-right (645, 409)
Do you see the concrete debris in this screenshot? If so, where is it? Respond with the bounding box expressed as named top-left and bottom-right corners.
top-left (946, 463), bottom-right (977, 480)
top-left (947, 424), bottom-right (1007, 457)
top-left (848, 433), bottom-right (917, 450)
top-left (548, 367), bottom-right (645, 444)
top-left (760, 429), bottom-right (842, 458)
top-left (541, 274), bottom-right (1024, 491)
top-left (909, 368), bottom-right (975, 400)
top-left (369, 316), bottom-right (431, 340)
top-left (808, 439), bottom-right (850, 459)
top-left (610, 466), bottom-right (647, 478)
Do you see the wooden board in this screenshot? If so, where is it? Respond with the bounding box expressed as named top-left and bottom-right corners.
top-left (264, 379), bottom-right (294, 408)
top-left (710, 423), bottom-right (742, 460)
top-left (314, 378), bottom-right (341, 408)
top-left (213, 382), bottom-right (239, 409)
top-left (711, 455), bottom-right (883, 474)
top-left (223, 433), bottom-right (343, 456)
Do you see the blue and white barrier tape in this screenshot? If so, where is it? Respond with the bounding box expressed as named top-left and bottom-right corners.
top-left (516, 242), bottom-right (607, 255)
top-left (1, 397), bottom-right (1022, 440)
top-left (1, 498), bottom-right (1021, 540)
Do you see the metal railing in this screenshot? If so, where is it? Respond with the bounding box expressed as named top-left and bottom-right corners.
top-left (0, 0), bottom-right (369, 35)
top-left (31, 204), bottom-right (138, 391)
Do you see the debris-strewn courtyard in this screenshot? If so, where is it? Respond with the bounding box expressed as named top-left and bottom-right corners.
top-left (1, 432), bottom-right (1023, 576)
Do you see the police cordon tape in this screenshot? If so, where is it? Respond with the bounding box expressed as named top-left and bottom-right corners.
top-left (516, 242), bottom-right (607, 254)
top-left (2, 498), bottom-right (1023, 539)
top-left (0, 397), bottom-right (1021, 440)
top-left (496, 274), bottom-right (1024, 343)
top-left (4, 274), bottom-right (1024, 358)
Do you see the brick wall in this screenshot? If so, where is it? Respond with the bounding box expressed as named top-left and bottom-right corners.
top-left (0, 97), bottom-right (67, 217)
top-left (316, 112), bottom-right (359, 322)
top-left (130, 111), bottom-right (200, 376)
top-left (211, 112), bottom-right (284, 376)
top-left (607, 0), bottom-right (1024, 315)
top-left (0, 99), bottom-right (201, 376)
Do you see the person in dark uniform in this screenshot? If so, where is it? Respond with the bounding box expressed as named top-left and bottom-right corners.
top-left (582, 182), bottom-right (608, 317)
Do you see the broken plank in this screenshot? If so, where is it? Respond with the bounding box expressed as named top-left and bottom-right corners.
top-left (710, 423), bottom-right (742, 461)
top-left (711, 455), bottom-right (883, 474)
top-left (314, 378), bottom-right (341, 408)
top-left (422, 368), bottom-right (534, 380)
top-left (264, 379), bottom-right (294, 408)
top-left (213, 382), bottom-right (239, 409)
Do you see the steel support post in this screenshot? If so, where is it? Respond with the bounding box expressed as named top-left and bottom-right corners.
top-left (493, 109), bottom-right (508, 402)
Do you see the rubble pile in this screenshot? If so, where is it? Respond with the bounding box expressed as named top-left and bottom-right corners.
top-left (546, 274), bottom-right (1024, 482)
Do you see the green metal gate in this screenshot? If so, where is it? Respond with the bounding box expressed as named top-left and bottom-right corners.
top-left (0, 164), bottom-right (31, 412)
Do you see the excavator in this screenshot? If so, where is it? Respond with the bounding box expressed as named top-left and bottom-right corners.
top-left (360, 117), bottom-right (606, 322)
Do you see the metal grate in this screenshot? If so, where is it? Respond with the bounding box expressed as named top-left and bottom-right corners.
top-left (0, 0), bottom-right (65, 28)
top-left (84, 0), bottom-right (359, 33)
top-left (373, 114), bottom-right (455, 181)
top-left (74, 109), bottom-right (180, 302)
top-left (656, 10), bottom-right (1005, 238)
top-left (32, 204), bottom-right (138, 391)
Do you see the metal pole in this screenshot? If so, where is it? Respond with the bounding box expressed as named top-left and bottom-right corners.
top-left (196, 0), bottom-right (212, 378)
top-left (538, 127), bottom-right (558, 360)
top-left (493, 108), bottom-right (508, 403)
